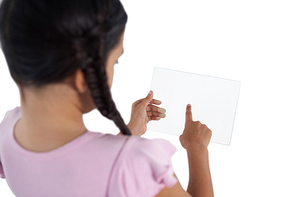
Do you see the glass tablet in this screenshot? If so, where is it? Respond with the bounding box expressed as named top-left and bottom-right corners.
top-left (148, 67), bottom-right (241, 145)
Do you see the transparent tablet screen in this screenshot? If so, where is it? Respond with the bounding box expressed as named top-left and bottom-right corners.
top-left (148, 67), bottom-right (241, 145)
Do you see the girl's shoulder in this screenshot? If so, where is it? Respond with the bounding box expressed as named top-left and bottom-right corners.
top-left (94, 133), bottom-right (177, 157)
top-left (124, 136), bottom-right (177, 157)
top-left (108, 136), bottom-right (178, 197)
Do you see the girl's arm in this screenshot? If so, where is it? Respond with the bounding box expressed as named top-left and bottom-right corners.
top-left (156, 104), bottom-right (214, 197)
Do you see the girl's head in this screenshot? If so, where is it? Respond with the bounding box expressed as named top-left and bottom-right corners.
top-left (0, 0), bottom-right (131, 135)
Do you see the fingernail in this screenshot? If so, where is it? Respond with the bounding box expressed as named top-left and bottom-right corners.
top-left (187, 104), bottom-right (191, 107)
top-left (148, 90), bottom-right (152, 95)
top-left (158, 108), bottom-right (166, 113)
top-left (159, 114), bottom-right (166, 118)
top-left (155, 100), bottom-right (161, 104)
top-left (156, 117), bottom-right (161, 120)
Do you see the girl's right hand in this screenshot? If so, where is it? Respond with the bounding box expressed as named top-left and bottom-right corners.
top-left (157, 104), bottom-right (214, 197)
top-left (179, 104), bottom-right (212, 150)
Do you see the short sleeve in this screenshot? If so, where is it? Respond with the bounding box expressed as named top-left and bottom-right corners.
top-left (108, 137), bottom-right (178, 197)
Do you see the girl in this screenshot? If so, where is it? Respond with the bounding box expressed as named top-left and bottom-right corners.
top-left (0, 0), bottom-right (213, 196)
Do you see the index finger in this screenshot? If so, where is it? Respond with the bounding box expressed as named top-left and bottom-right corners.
top-left (186, 104), bottom-right (192, 122)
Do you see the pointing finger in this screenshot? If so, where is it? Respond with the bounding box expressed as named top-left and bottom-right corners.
top-left (186, 104), bottom-right (192, 123)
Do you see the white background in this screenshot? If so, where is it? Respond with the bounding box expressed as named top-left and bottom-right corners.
top-left (1, 0), bottom-right (296, 196)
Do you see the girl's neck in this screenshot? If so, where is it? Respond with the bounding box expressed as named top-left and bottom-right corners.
top-left (15, 85), bottom-right (89, 152)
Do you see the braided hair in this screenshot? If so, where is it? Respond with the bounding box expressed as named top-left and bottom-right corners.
top-left (0, 0), bottom-right (131, 135)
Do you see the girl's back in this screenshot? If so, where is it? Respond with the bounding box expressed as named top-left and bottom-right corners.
top-left (0, 107), bottom-right (177, 197)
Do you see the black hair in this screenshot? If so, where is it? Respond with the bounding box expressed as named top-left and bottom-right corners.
top-left (0, 0), bottom-right (131, 135)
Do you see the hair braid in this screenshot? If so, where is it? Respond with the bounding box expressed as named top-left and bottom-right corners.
top-left (81, 54), bottom-right (131, 136)
top-left (71, 0), bottom-right (131, 135)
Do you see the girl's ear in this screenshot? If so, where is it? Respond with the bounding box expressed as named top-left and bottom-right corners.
top-left (74, 69), bottom-right (88, 93)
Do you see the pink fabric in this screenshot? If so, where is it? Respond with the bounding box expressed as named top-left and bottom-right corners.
top-left (0, 107), bottom-right (177, 197)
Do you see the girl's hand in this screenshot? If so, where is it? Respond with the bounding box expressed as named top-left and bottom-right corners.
top-left (127, 91), bottom-right (166, 136)
top-left (179, 104), bottom-right (212, 150)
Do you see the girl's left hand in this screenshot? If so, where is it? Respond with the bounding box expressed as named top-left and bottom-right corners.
top-left (127, 91), bottom-right (166, 136)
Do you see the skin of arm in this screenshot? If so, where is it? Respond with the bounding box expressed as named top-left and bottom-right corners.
top-left (186, 147), bottom-right (214, 197)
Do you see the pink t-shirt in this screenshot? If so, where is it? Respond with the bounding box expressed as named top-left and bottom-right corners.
top-left (0, 107), bottom-right (177, 197)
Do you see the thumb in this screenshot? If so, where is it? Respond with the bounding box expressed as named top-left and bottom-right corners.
top-left (141, 90), bottom-right (154, 108)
